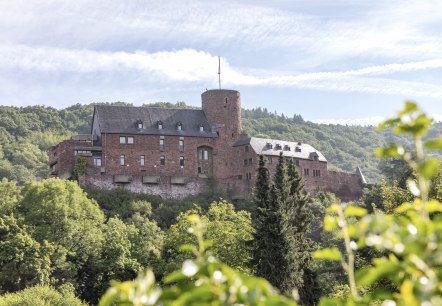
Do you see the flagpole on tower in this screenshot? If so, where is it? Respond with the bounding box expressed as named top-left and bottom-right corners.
top-left (218, 56), bottom-right (221, 89)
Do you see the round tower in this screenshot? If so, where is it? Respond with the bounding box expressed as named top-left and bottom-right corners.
top-left (201, 89), bottom-right (242, 144)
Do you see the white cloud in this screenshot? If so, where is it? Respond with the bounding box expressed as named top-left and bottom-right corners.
top-left (1, 44), bottom-right (442, 99)
top-left (1, 0), bottom-right (442, 66)
top-left (311, 116), bottom-right (385, 126)
top-left (313, 113), bottom-right (442, 126)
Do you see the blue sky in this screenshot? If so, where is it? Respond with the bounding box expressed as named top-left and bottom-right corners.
top-left (1, 0), bottom-right (442, 124)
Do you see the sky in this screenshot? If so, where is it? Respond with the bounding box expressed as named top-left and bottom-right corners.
top-left (1, 0), bottom-right (442, 125)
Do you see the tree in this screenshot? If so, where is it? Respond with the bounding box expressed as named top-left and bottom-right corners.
top-left (0, 178), bottom-right (22, 215)
top-left (161, 201), bottom-right (254, 276)
top-left (0, 215), bottom-right (52, 293)
top-left (315, 102), bottom-right (442, 305)
top-left (252, 153), bottom-right (290, 291)
top-left (252, 154), bottom-right (319, 304)
top-left (16, 178), bottom-right (105, 294)
top-left (99, 215), bottom-right (296, 306)
top-left (0, 285), bottom-right (87, 306)
top-left (71, 156), bottom-right (86, 181)
top-left (285, 160), bottom-right (319, 305)
top-left (89, 217), bottom-right (141, 301)
top-left (251, 155), bottom-right (283, 281)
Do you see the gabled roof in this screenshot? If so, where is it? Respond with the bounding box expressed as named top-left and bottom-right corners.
top-left (234, 137), bottom-right (327, 162)
top-left (94, 105), bottom-right (218, 138)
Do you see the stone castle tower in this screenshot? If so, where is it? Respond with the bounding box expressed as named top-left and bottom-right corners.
top-left (201, 89), bottom-right (242, 179)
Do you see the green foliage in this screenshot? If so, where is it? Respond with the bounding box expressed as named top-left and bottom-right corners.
top-left (99, 215), bottom-right (296, 306)
top-left (315, 102), bottom-right (442, 305)
top-left (252, 153), bottom-right (319, 304)
top-left (0, 215), bottom-right (52, 293)
top-left (0, 285), bottom-right (87, 306)
top-left (84, 185), bottom-right (229, 230)
top-left (161, 200), bottom-right (254, 276)
top-left (0, 178), bottom-right (22, 215)
top-left (0, 178), bottom-right (165, 304)
top-left (71, 156), bottom-right (86, 181)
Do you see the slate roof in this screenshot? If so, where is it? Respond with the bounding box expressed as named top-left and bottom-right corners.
top-left (94, 105), bottom-right (218, 138)
top-left (234, 137), bottom-right (327, 162)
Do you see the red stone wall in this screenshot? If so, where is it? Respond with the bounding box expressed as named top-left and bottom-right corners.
top-left (323, 171), bottom-right (363, 202)
top-left (202, 90), bottom-right (243, 181)
top-left (100, 133), bottom-right (217, 178)
top-left (49, 139), bottom-right (94, 179)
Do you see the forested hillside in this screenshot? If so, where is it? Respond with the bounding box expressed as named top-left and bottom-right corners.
top-left (1, 102), bottom-right (441, 183)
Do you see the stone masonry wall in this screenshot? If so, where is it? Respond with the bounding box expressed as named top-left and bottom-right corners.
top-left (49, 139), bottom-right (93, 179)
top-left (100, 133), bottom-right (217, 178)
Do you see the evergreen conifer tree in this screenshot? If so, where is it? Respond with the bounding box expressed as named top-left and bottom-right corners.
top-left (285, 159), bottom-right (319, 305)
top-left (252, 153), bottom-right (319, 305)
top-left (251, 155), bottom-right (286, 287)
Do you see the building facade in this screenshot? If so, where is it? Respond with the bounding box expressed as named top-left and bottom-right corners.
top-left (49, 89), bottom-right (365, 201)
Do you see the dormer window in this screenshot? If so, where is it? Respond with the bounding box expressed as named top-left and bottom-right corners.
top-left (275, 144), bottom-right (282, 150)
top-left (136, 120), bottom-right (143, 129)
top-left (177, 122), bottom-right (182, 131)
top-left (266, 143), bottom-right (273, 149)
top-left (284, 145), bottom-right (291, 151)
top-left (157, 121), bottom-right (163, 130)
top-left (295, 147), bottom-right (301, 152)
top-left (199, 124), bottom-right (204, 132)
top-left (310, 152), bottom-right (319, 161)
top-left (297, 142), bottom-right (302, 146)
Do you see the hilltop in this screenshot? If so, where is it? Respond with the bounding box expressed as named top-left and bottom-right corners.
top-left (1, 102), bottom-right (441, 183)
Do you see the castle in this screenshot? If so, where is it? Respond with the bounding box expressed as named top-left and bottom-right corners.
top-left (49, 89), bottom-right (365, 201)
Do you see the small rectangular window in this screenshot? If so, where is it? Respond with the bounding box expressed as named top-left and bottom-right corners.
top-left (179, 140), bottom-right (184, 152)
top-left (304, 168), bottom-right (309, 176)
top-left (199, 149), bottom-right (209, 160)
top-left (244, 159), bottom-right (248, 166)
top-left (140, 155), bottom-right (145, 166)
top-left (248, 158), bottom-right (252, 165)
top-left (94, 157), bottom-right (102, 167)
top-left (120, 136), bottom-right (126, 144)
top-left (120, 155), bottom-right (125, 166)
top-left (127, 136), bottom-right (134, 144)
top-left (267, 156), bottom-right (272, 164)
top-left (200, 125), bottom-right (204, 132)
top-left (245, 145), bottom-right (249, 152)
top-left (179, 156), bottom-right (184, 166)
top-left (295, 159), bottom-right (300, 166)
top-left (160, 156), bottom-right (165, 165)
top-left (160, 139), bottom-right (165, 151)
